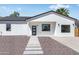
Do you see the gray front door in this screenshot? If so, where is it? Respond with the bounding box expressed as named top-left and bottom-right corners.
top-left (32, 26), bottom-right (37, 35)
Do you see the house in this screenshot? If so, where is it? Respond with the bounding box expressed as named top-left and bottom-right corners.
top-left (0, 11), bottom-right (79, 37)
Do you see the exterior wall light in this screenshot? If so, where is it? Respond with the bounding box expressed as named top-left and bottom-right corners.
top-left (73, 24), bottom-right (75, 26)
top-left (58, 24), bottom-right (60, 26)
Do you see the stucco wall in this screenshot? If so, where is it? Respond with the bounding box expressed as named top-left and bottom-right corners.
top-left (0, 24), bottom-right (31, 36)
top-left (30, 13), bottom-right (75, 37)
top-left (29, 22), bottom-right (56, 36)
top-left (54, 23), bottom-right (75, 37)
top-left (0, 13), bottom-right (75, 37)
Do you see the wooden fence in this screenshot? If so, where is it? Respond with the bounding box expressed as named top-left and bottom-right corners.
top-left (75, 28), bottom-right (79, 37)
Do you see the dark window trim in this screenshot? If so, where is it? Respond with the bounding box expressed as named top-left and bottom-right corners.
top-left (6, 23), bottom-right (11, 31)
top-left (42, 24), bottom-right (50, 31)
top-left (61, 25), bottom-right (70, 33)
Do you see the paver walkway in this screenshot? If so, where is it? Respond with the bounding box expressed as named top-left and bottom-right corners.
top-left (50, 36), bottom-right (79, 53)
top-left (23, 36), bottom-right (43, 55)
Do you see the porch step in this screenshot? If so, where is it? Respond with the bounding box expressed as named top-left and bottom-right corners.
top-left (27, 44), bottom-right (40, 46)
top-left (26, 45), bottom-right (40, 48)
top-left (24, 46), bottom-right (43, 54)
top-left (23, 50), bottom-right (43, 55)
top-left (25, 47), bottom-right (42, 50)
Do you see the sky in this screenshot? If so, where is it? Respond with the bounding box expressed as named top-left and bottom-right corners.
top-left (0, 4), bottom-right (79, 19)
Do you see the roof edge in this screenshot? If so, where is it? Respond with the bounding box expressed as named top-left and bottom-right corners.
top-left (26, 10), bottom-right (78, 22)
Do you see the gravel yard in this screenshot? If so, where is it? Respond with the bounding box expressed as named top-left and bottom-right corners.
top-left (38, 37), bottom-right (79, 55)
top-left (0, 36), bottom-right (30, 55)
top-left (0, 36), bottom-right (79, 55)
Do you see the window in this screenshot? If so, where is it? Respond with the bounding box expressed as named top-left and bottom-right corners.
top-left (6, 24), bottom-right (11, 31)
top-left (42, 24), bottom-right (50, 31)
top-left (61, 25), bottom-right (70, 33)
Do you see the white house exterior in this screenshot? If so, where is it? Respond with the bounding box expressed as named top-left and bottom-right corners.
top-left (0, 11), bottom-right (78, 37)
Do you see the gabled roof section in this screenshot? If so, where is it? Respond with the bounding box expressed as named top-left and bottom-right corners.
top-left (0, 11), bottom-right (78, 22)
top-left (26, 10), bottom-right (78, 22)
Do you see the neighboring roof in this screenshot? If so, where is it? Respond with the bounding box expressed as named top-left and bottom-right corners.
top-left (0, 17), bottom-right (3, 19)
top-left (26, 10), bottom-right (78, 22)
top-left (0, 16), bottom-right (31, 21)
top-left (75, 20), bottom-right (79, 27)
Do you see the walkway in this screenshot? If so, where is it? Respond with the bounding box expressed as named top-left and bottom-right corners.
top-left (23, 36), bottom-right (43, 55)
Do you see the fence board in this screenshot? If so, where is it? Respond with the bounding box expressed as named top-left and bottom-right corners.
top-left (75, 28), bottom-right (79, 37)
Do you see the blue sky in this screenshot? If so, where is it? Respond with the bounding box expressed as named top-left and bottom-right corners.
top-left (0, 4), bottom-right (79, 19)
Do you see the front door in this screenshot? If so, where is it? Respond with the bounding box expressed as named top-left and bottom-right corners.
top-left (32, 26), bottom-right (37, 35)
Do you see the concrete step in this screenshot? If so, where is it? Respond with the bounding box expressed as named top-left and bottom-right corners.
top-left (23, 50), bottom-right (43, 55)
top-left (27, 42), bottom-right (40, 45)
top-left (27, 44), bottom-right (40, 46)
top-left (26, 44), bottom-right (41, 48)
top-left (27, 43), bottom-right (40, 45)
top-left (25, 49), bottom-right (42, 51)
top-left (25, 47), bottom-right (42, 50)
top-left (26, 46), bottom-right (41, 48)
top-left (26, 45), bottom-right (40, 47)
